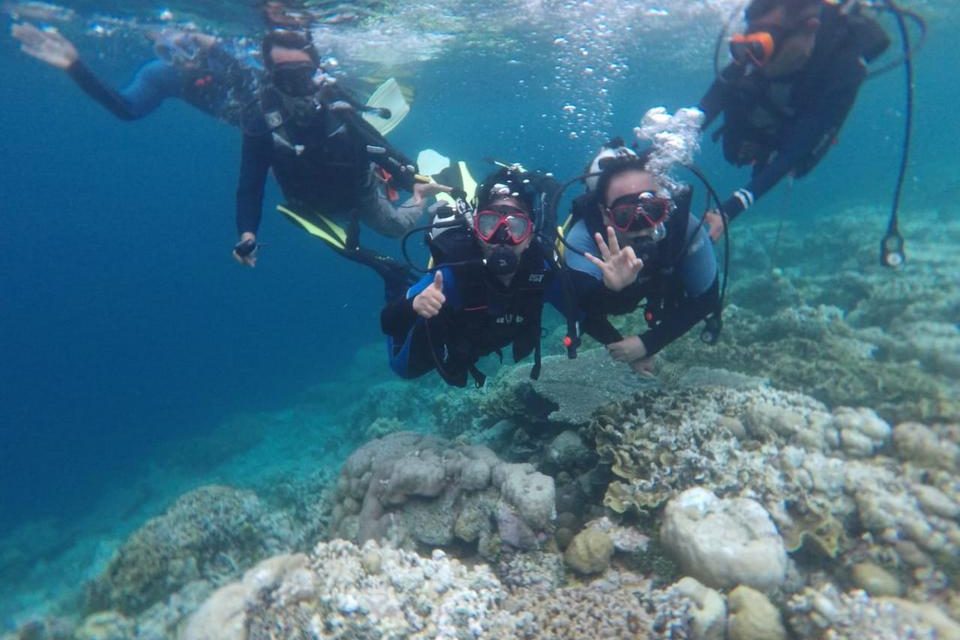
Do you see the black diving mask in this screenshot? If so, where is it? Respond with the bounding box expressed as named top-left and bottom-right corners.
top-left (272, 61), bottom-right (319, 97)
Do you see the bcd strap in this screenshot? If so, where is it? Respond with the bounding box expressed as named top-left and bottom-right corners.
top-left (530, 340), bottom-right (542, 381)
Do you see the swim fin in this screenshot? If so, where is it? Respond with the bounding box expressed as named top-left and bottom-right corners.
top-left (277, 204), bottom-right (348, 250)
top-left (363, 78), bottom-right (410, 136)
top-left (416, 149), bottom-right (451, 177)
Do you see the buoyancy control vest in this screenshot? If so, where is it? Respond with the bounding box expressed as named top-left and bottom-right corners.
top-left (258, 82), bottom-right (418, 213)
top-left (584, 186), bottom-right (697, 321)
top-left (426, 226), bottom-right (551, 387)
top-left (718, 2), bottom-right (889, 171)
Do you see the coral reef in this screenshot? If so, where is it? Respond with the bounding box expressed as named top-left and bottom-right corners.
top-left (85, 485), bottom-right (301, 616)
top-left (726, 585), bottom-right (787, 640)
top-left (503, 569), bottom-right (659, 640)
top-left (617, 206), bottom-right (960, 425)
top-left (187, 540), bottom-right (517, 640)
top-left (661, 488), bottom-right (787, 592)
top-left (563, 527), bottom-right (614, 575)
top-left (786, 582), bottom-right (960, 640)
top-left (329, 432), bottom-right (556, 559)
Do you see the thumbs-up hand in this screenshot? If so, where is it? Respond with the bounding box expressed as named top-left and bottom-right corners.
top-left (412, 271), bottom-right (446, 318)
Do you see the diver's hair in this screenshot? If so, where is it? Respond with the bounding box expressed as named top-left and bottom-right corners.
top-left (593, 147), bottom-right (656, 206)
top-left (745, 0), bottom-right (822, 23)
top-left (261, 30), bottom-right (320, 68)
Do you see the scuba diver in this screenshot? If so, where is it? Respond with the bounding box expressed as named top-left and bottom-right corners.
top-left (233, 29), bottom-right (445, 286)
top-left (561, 141), bottom-right (720, 373)
top-left (698, 0), bottom-right (891, 239)
top-left (382, 165), bottom-right (561, 388)
top-left (10, 23), bottom-right (259, 125)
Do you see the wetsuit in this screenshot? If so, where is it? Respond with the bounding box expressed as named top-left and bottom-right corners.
top-left (65, 43), bottom-right (257, 125)
top-left (381, 235), bottom-right (552, 387)
top-left (562, 201), bottom-right (719, 356)
top-left (699, 2), bottom-right (884, 222)
top-left (236, 95), bottom-right (423, 243)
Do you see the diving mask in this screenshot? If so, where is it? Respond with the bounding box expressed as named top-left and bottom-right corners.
top-left (272, 61), bottom-right (320, 97)
top-left (605, 191), bottom-right (674, 232)
top-left (729, 12), bottom-right (821, 68)
top-left (474, 206), bottom-right (534, 246)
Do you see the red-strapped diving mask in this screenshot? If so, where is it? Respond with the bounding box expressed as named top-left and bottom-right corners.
top-left (474, 205), bottom-right (534, 245)
top-left (604, 191), bottom-right (674, 232)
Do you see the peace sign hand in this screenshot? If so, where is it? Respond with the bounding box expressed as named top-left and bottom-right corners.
top-left (584, 226), bottom-right (644, 292)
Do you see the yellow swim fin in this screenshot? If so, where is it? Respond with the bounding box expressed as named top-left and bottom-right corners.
top-left (277, 204), bottom-right (348, 250)
top-left (362, 78), bottom-right (410, 136)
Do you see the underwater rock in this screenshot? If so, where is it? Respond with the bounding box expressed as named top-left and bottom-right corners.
top-left (850, 563), bottom-right (902, 597)
top-left (744, 402), bottom-right (806, 441)
top-left (180, 554), bottom-right (309, 640)
top-left (503, 569), bottom-right (656, 639)
top-left (726, 585), bottom-right (786, 640)
top-left (661, 488), bottom-right (787, 592)
top-left (495, 550), bottom-right (565, 591)
top-left (563, 528), bottom-right (614, 576)
top-left (238, 541), bottom-right (515, 640)
top-left (490, 348), bottom-right (656, 426)
top-left (671, 577), bottom-right (726, 640)
top-left (893, 422), bottom-right (959, 472)
top-left (86, 485), bottom-right (296, 616)
top-left (331, 432), bottom-right (555, 559)
top-left (581, 517), bottom-right (649, 554)
top-left (74, 611), bottom-right (134, 640)
top-left (787, 583), bottom-right (960, 640)
top-left (657, 302), bottom-right (958, 425)
top-left (833, 406), bottom-right (891, 457)
top-left (544, 430), bottom-right (595, 470)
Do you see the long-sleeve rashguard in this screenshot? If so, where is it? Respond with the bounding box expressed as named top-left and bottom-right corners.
top-left (66, 59), bottom-right (185, 120)
top-left (64, 43), bottom-right (257, 125)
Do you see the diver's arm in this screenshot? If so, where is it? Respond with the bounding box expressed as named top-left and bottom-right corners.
top-left (66, 59), bottom-right (182, 121)
top-left (697, 78), bottom-right (726, 129)
top-left (639, 276), bottom-right (719, 356)
top-left (381, 268), bottom-right (451, 338)
top-left (235, 133), bottom-right (272, 236)
top-left (380, 296), bottom-right (419, 339)
top-left (563, 269), bottom-right (633, 344)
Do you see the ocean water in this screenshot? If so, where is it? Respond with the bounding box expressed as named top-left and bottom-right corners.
top-left (0, 0), bottom-right (957, 634)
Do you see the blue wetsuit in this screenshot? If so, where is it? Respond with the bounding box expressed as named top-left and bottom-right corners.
top-left (65, 43), bottom-right (257, 125)
top-left (699, 2), bottom-right (879, 221)
top-left (563, 210), bottom-right (718, 356)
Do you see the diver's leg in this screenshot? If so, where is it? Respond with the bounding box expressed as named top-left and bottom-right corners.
top-left (355, 175), bottom-right (424, 238)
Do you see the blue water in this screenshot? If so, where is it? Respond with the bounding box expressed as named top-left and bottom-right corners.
top-left (0, 0), bottom-right (955, 552)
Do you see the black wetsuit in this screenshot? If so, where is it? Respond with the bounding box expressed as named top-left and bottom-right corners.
top-left (381, 235), bottom-right (552, 387)
top-left (699, 3), bottom-right (885, 221)
top-left (236, 108), bottom-right (372, 236)
top-left (235, 87), bottom-right (422, 241)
